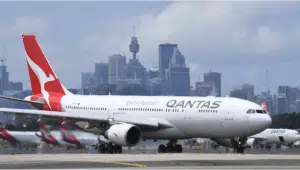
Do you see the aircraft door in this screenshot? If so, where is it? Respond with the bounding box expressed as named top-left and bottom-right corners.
top-left (225, 111), bottom-right (233, 120)
top-left (107, 108), bottom-right (114, 120)
top-left (244, 114), bottom-right (250, 123)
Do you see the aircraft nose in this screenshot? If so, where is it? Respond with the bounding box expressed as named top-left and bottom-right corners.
top-left (262, 114), bottom-right (272, 128)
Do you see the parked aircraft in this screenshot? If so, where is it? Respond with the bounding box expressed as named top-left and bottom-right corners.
top-left (0, 127), bottom-right (40, 147)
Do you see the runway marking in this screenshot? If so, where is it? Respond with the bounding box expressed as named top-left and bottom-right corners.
top-left (81, 160), bottom-right (147, 168)
top-left (107, 161), bottom-right (147, 167)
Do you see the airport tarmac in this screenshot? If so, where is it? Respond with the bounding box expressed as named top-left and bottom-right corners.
top-left (0, 153), bottom-right (299, 169)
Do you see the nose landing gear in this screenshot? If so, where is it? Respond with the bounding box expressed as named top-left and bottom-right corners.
top-left (231, 137), bottom-right (247, 154)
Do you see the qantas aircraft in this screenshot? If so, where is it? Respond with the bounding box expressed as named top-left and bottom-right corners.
top-left (36, 121), bottom-right (76, 148)
top-left (60, 121), bottom-right (108, 152)
top-left (211, 102), bottom-right (300, 151)
top-left (0, 34), bottom-right (272, 154)
top-left (0, 127), bottom-right (41, 147)
top-left (212, 128), bottom-right (300, 151)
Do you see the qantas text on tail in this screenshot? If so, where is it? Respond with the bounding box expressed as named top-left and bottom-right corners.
top-left (0, 35), bottom-right (272, 153)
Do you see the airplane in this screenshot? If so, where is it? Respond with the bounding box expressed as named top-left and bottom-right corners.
top-left (211, 102), bottom-right (300, 151)
top-left (36, 121), bottom-right (76, 148)
top-left (212, 128), bottom-right (300, 150)
top-left (0, 34), bottom-right (272, 154)
top-left (0, 127), bottom-right (41, 147)
top-left (60, 121), bottom-right (109, 153)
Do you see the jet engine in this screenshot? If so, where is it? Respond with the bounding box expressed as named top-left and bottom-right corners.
top-left (105, 123), bottom-right (141, 146)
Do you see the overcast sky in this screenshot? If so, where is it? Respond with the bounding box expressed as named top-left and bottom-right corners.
top-left (0, 1), bottom-right (300, 96)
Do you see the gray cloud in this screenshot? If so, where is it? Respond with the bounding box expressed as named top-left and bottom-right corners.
top-left (83, 1), bottom-right (300, 94)
top-left (1, 2), bottom-right (300, 95)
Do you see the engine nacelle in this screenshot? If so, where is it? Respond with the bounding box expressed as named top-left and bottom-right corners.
top-left (105, 123), bottom-right (141, 146)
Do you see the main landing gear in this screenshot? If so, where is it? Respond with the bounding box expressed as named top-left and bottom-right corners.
top-left (158, 140), bottom-right (183, 153)
top-left (97, 142), bottom-right (122, 154)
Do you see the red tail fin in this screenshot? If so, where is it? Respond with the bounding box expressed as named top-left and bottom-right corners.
top-left (39, 122), bottom-right (51, 138)
top-left (22, 35), bottom-right (72, 95)
top-left (261, 101), bottom-right (268, 112)
top-left (38, 122), bottom-right (59, 145)
top-left (60, 121), bottom-right (80, 145)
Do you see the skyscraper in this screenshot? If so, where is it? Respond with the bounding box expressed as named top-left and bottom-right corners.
top-left (94, 63), bottom-right (108, 85)
top-left (230, 84), bottom-right (254, 101)
top-left (0, 61), bottom-right (8, 94)
top-left (158, 43), bottom-right (178, 79)
top-left (164, 47), bottom-right (190, 96)
top-left (108, 54), bottom-right (126, 84)
top-left (81, 72), bottom-right (94, 89)
top-left (204, 71), bottom-right (221, 97)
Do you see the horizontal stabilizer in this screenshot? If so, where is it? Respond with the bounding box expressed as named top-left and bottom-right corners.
top-left (0, 95), bottom-right (44, 108)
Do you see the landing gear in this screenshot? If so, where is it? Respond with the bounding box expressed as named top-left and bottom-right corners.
top-left (97, 143), bottom-right (123, 154)
top-left (233, 147), bottom-right (244, 154)
top-left (97, 144), bottom-right (106, 153)
top-left (158, 140), bottom-right (183, 153)
top-left (231, 137), bottom-right (247, 154)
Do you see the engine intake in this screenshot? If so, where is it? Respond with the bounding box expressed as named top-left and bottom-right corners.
top-left (105, 123), bottom-right (141, 146)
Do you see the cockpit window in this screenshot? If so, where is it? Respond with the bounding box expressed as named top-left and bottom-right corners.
top-left (263, 110), bottom-right (267, 113)
top-left (246, 109), bottom-right (251, 113)
top-left (256, 110), bottom-right (263, 113)
top-left (251, 109), bottom-right (256, 113)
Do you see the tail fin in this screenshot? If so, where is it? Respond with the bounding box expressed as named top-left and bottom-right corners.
top-left (38, 122), bottom-right (59, 145)
top-left (261, 101), bottom-right (268, 112)
top-left (60, 122), bottom-right (80, 145)
top-left (0, 128), bottom-right (15, 141)
top-left (38, 122), bottom-right (52, 138)
top-left (22, 35), bottom-right (72, 96)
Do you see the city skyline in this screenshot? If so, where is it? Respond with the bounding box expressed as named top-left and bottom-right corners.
top-left (1, 2), bottom-right (300, 95)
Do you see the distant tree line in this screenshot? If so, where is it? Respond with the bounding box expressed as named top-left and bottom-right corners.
top-left (270, 112), bottom-right (300, 129)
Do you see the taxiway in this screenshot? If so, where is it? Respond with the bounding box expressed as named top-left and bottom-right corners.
top-left (0, 153), bottom-right (299, 169)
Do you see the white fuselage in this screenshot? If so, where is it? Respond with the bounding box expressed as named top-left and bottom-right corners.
top-left (58, 95), bottom-right (271, 140)
top-left (69, 131), bottom-right (101, 146)
top-left (2, 131), bottom-right (41, 145)
top-left (250, 128), bottom-right (300, 145)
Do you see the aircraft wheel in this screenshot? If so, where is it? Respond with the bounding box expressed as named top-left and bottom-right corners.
top-left (265, 145), bottom-right (272, 150)
top-left (158, 144), bottom-right (166, 153)
top-left (276, 144), bottom-right (281, 149)
top-left (174, 144), bottom-right (183, 153)
top-left (235, 147), bottom-right (244, 154)
top-left (166, 144), bottom-right (173, 153)
top-left (97, 144), bottom-right (106, 153)
top-left (115, 145), bottom-right (122, 154)
top-left (106, 143), bottom-right (114, 154)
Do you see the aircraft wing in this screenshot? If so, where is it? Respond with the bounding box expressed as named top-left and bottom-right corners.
top-left (0, 108), bottom-right (173, 129)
